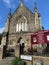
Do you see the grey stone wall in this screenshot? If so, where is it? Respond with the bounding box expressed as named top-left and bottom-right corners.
top-left (33, 56), bottom-right (49, 65)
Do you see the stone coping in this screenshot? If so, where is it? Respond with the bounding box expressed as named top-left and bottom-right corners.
top-left (20, 54), bottom-right (49, 59)
top-left (33, 55), bottom-right (49, 59)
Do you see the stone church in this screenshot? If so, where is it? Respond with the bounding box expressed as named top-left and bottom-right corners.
top-left (1, 1), bottom-right (49, 65)
top-left (1, 0), bottom-right (42, 56)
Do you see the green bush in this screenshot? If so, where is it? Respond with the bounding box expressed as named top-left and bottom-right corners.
top-left (11, 57), bottom-right (26, 65)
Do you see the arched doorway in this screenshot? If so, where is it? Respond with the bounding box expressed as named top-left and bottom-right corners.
top-left (17, 37), bottom-right (25, 54)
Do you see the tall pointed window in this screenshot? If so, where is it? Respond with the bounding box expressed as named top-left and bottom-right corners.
top-left (22, 22), bottom-right (25, 31)
top-left (25, 22), bottom-right (27, 31)
top-left (16, 23), bottom-right (18, 32)
top-left (16, 16), bottom-right (28, 32)
top-left (19, 23), bottom-right (21, 31)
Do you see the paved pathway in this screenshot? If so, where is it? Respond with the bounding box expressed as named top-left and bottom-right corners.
top-left (0, 57), bottom-right (14, 65)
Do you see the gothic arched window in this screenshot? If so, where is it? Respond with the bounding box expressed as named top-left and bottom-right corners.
top-left (16, 23), bottom-right (19, 32)
top-left (16, 16), bottom-right (28, 32)
top-left (22, 22), bottom-right (25, 31)
top-left (19, 22), bottom-right (21, 31)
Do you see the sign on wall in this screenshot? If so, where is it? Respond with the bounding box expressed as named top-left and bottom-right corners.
top-left (21, 55), bottom-right (32, 61)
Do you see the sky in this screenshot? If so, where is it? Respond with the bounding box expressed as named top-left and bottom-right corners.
top-left (0, 0), bottom-right (49, 33)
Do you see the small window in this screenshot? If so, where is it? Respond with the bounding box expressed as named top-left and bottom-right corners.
top-left (47, 35), bottom-right (49, 41)
top-left (33, 37), bottom-right (37, 42)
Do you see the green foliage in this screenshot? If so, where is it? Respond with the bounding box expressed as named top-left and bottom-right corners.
top-left (11, 57), bottom-right (26, 65)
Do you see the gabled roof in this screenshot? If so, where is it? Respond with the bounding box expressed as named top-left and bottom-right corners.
top-left (11, 1), bottom-right (33, 18)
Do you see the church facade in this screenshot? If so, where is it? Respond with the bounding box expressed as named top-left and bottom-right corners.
top-left (1, 0), bottom-right (42, 55)
top-left (1, 1), bottom-right (49, 65)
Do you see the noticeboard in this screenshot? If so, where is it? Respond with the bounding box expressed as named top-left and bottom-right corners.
top-left (21, 55), bottom-right (32, 61)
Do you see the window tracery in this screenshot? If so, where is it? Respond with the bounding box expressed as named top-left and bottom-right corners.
top-left (16, 16), bottom-right (28, 32)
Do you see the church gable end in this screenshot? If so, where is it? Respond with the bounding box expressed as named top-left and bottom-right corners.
top-left (9, 2), bottom-right (35, 34)
top-left (4, 0), bottom-right (42, 34)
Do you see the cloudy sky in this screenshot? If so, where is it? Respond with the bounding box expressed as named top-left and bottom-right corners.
top-left (0, 0), bottom-right (49, 33)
